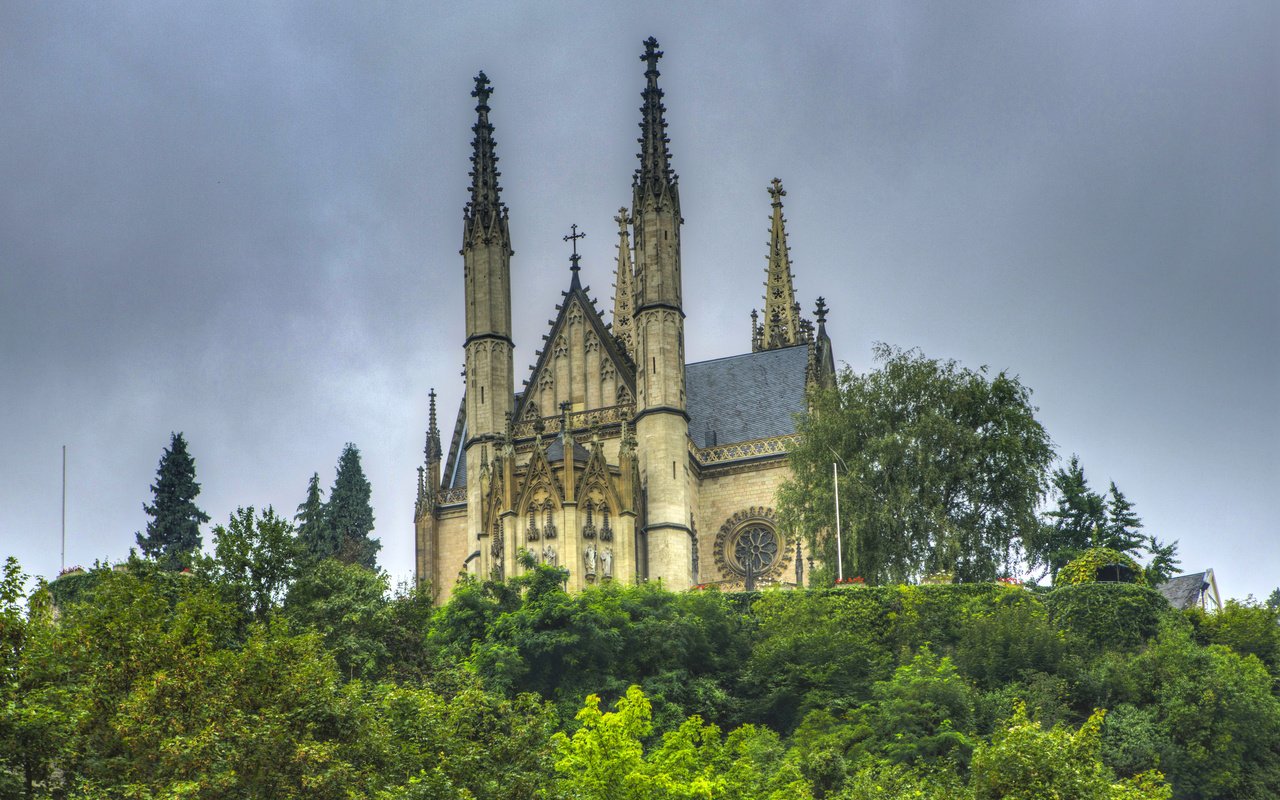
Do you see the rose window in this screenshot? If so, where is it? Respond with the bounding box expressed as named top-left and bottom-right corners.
top-left (731, 524), bottom-right (779, 576)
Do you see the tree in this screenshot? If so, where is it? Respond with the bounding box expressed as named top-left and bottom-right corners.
top-left (326, 444), bottom-right (379, 568)
top-left (778, 344), bottom-right (1054, 585)
top-left (283, 559), bottom-right (391, 681)
top-left (295, 472), bottom-right (335, 566)
top-left (1142, 536), bottom-right (1180, 586)
top-left (1268, 589), bottom-right (1280, 611)
top-left (1027, 456), bottom-right (1107, 580)
top-left (209, 506), bottom-right (300, 623)
top-left (1102, 483), bottom-right (1145, 555)
top-left (551, 686), bottom-right (812, 800)
top-left (135, 432), bottom-right (210, 569)
top-left (969, 703), bottom-right (1171, 800)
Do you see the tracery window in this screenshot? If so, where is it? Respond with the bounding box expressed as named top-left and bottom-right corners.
top-left (732, 524), bottom-right (778, 577)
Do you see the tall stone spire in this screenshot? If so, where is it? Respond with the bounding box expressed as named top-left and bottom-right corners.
top-left (460, 72), bottom-right (516, 581)
top-left (630, 37), bottom-right (692, 591)
top-left (464, 72), bottom-right (509, 247)
top-left (611, 208), bottom-right (635, 355)
top-left (756, 178), bottom-right (802, 351)
top-left (633, 37), bottom-right (679, 209)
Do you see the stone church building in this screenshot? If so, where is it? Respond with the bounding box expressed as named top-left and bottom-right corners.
top-left (414, 38), bottom-right (835, 600)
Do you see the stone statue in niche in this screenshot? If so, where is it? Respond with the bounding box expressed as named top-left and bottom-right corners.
top-left (542, 545), bottom-right (557, 567)
top-left (584, 544), bottom-right (598, 578)
top-left (601, 547), bottom-right (613, 579)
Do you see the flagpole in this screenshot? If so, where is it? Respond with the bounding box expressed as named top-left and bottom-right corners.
top-left (61, 444), bottom-right (67, 573)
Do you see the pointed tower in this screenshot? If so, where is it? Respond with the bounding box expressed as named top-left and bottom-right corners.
top-left (812, 297), bottom-right (836, 388)
top-left (755, 178), bottom-right (803, 351)
top-left (461, 72), bottom-right (516, 577)
top-left (611, 208), bottom-right (636, 356)
top-left (414, 389), bottom-right (444, 586)
top-left (630, 37), bottom-right (693, 590)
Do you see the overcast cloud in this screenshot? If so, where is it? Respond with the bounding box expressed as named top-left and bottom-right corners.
top-left (2, 2), bottom-right (1276, 598)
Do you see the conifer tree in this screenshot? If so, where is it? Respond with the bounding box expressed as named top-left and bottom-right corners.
top-left (1102, 481), bottom-right (1146, 554)
top-left (295, 472), bottom-right (336, 565)
top-left (326, 444), bottom-right (379, 569)
top-left (1029, 455), bottom-right (1107, 580)
top-left (135, 432), bottom-right (210, 569)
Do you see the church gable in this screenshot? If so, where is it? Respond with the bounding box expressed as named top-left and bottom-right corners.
top-left (516, 275), bottom-right (636, 425)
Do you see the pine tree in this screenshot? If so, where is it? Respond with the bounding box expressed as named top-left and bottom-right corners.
top-left (136, 432), bottom-right (210, 569)
top-left (1143, 535), bottom-right (1181, 585)
top-left (1102, 482), bottom-right (1145, 555)
top-left (1032, 455), bottom-right (1107, 580)
top-left (326, 444), bottom-right (379, 569)
top-left (295, 472), bottom-right (336, 565)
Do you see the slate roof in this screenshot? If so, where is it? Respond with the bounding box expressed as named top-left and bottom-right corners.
top-left (1157, 571), bottom-right (1211, 610)
top-left (546, 436), bottom-right (592, 463)
top-left (686, 345), bottom-right (809, 448)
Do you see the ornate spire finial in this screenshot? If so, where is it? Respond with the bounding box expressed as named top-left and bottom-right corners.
top-left (814, 296), bottom-right (829, 327)
top-left (769, 177), bottom-right (786, 206)
top-left (472, 72), bottom-right (492, 107)
top-left (563, 223), bottom-right (585, 275)
top-left (634, 37), bottom-right (676, 201)
top-left (464, 72), bottom-right (507, 243)
top-left (642, 36), bottom-right (663, 75)
top-left (760, 178), bottom-right (802, 350)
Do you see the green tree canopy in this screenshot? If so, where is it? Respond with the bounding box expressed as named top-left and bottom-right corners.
top-left (779, 344), bottom-right (1054, 585)
top-left (135, 432), bottom-right (210, 569)
top-left (326, 444), bottom-right (379, 568)
top-left (207, 506), bottom-right (300, 623)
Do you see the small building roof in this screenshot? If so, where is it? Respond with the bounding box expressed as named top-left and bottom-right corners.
top-left (1157, 570), bottom-right (1222, 611)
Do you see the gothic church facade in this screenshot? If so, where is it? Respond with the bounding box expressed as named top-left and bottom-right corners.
top-left (414, 38), bottom-right (835, 600)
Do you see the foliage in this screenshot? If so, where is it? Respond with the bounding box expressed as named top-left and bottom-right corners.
top-left (968, 703), bottom-right (1171, 800)
top-left (4, 555), bottom-right (1278, 799)
top-left (1121, 621), bottom-right (1280, 799)
top-left (1045, 583), bottom-right (1167, 649)
top-left (206, 505), bottom-right (300, 623)
top-left (1029, 455), bottom-right (1108, 580)
top-left (1142, 536), bottom-right (1181, 586)
top-left (326, 443), bottom-right (380, 568)
top-left (1103, 483), bottom-right (1146, 555)
top-left (135, 432), bottom-right (210, 570)
top-left (779, 344), bottom-right (1054, 585)
top-left (1058, 547), bottom-right (1148, 587)
top-left (295, 472), bottom-right (335, 567)
top-left (438, 566), bottom-right (751, 727)
top-left (1188, 598), bottom-right (1280, 678)
top-left (283, 559), bottom-right (392, 681)
top-left (854, 648), bottom-right (979, 768)
top-left (551, 686), bottom-right (813, 800)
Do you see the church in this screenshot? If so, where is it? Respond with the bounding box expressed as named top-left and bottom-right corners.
top-left (414, 38), bottom-right (835, 600)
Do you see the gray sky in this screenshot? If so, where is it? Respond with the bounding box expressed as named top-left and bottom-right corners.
top-left (2, 2), bottom-right (1276, 599)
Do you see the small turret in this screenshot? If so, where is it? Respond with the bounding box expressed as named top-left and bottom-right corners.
top-left (756, 178), bottom-right (803, 351)
top-left (611, 208), bottom-right (636, 355)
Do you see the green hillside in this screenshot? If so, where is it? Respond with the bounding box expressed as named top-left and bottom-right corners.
top-left (4, 555), bottom-right (1279, 799)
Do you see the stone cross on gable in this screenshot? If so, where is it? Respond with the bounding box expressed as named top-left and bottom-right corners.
top-left (563, 223), bottom-right (585, 272)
